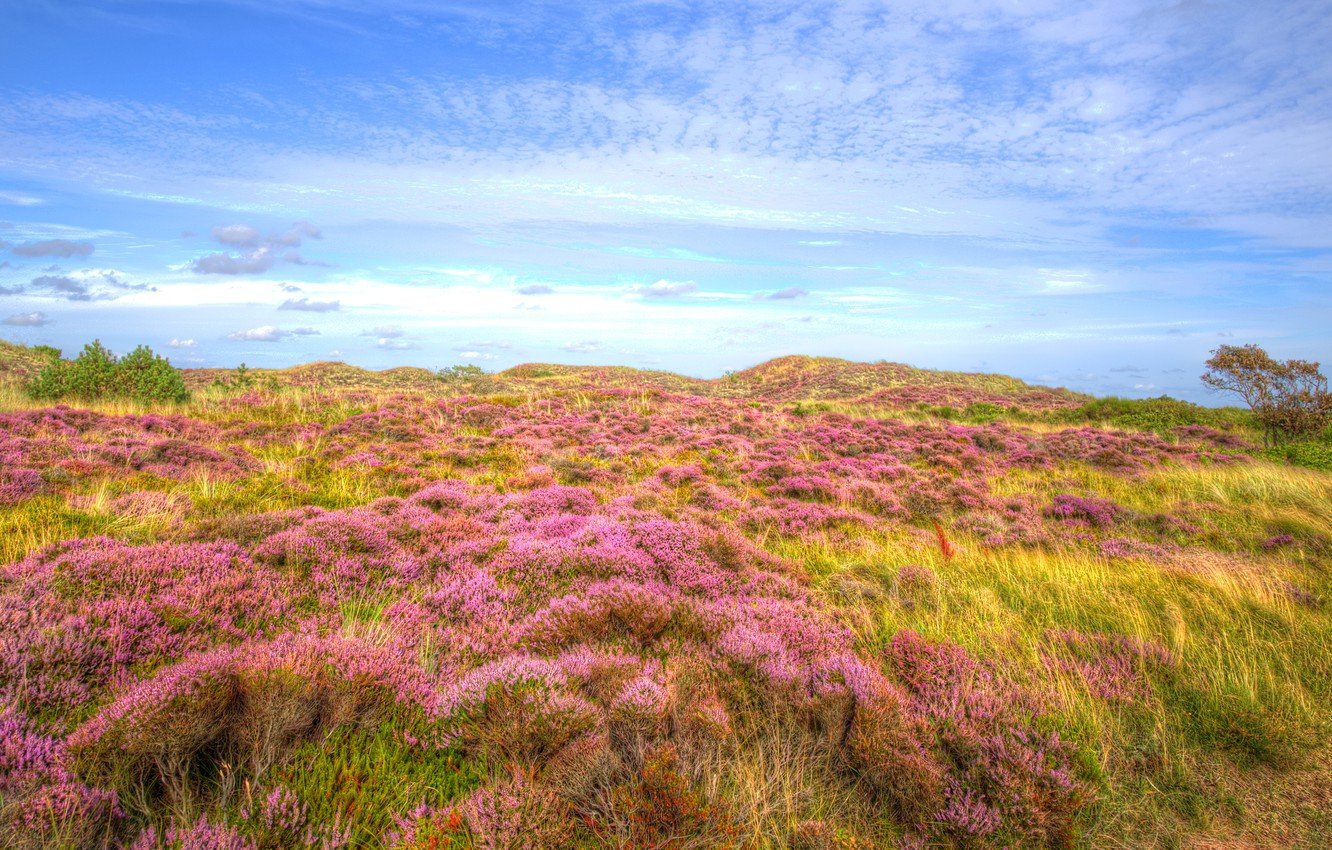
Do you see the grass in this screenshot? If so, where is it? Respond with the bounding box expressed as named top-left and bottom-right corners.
top-left (795, 524), bottom-right (1332, 847)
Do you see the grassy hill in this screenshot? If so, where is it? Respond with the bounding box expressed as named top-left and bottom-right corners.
top-left (0, 343), bottom-right (1327, 848)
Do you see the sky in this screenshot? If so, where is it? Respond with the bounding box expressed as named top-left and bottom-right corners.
top-left (1, 0), bottom-right (1330, 402)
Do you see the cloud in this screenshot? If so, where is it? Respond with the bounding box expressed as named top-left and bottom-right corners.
top-left (562, 340), bottom-right (602, 353)
top-left (1110, 365), bottom-right (1146, 372)
top-left (30, 274), bottom-right (93, 300)
top-left (762, 286), bottom-right (808, 300)
top-left (279, 297), bottom-right (340, 312)
top-left (168, 338), bottom-right (196, 348)
top-left (0, 191), bottom-right (42, 206)
top-left (376, 338), bottom-right (417, 350)
top-left (363, 325), bottom-right (405, 338)
top-left (11, 239), bottom-right (93, 258)
top-left (19, 270), bottom-right (152, 302)
top-left (635, 279), bottom-right (697, 298)
top-left (193, 247), bottom-right (277, 275)
top-left (212, 224), bottom-right (261, 246)
top-left (227, 325), bottom-right (321, 342)
top-left (516, 283), bottom-right (553, 295)
top-left (192, 222), bottom-right (324, 275)
top-left (3, 311), bottom-right (50, 326)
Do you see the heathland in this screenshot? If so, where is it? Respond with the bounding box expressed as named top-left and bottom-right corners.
top-left (0, 341), bottom-right (1328, 849)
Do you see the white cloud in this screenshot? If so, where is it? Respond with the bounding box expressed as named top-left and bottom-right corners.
top-left (3, 311), bottom-right (50, 326)
top-left (634, 279), bottom-right (697, 298)
top-left (0, 190), bottom-right (42, 206)
top-left (167, 338), bottom-right (196, 348)
top-left (227, 325), bottom-right (320, 342)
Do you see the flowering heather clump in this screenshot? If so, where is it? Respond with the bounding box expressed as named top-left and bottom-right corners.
top-left (886, 630), bottom-right (1085, 846)
top-left (1046, 493), bottom-right (1124, 529)
top-left (129, 817), bottom-right (257, 850)
top-left (0, 538), bottom-right (291, 713)
top-left (69, 634), bottom-right (438, 813)
top-left (1261, 533), bottom-right (1295, 550)
top-left (1044, 628), bottom-right (1177, 703)
top-left (1099, 537), bottom-right (1169, 559)
top-left (462, 774), bottom-right (577, 850)
top-left (0, 467), bottom-right (45, 505)
top-left (0, 706), bottom-right (121, 850)
top-left (242, 784), bottom-right (351, 849)
top-left (442, 655), bottom-right (599, 767)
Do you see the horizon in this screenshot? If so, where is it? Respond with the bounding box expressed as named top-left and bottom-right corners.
top-left (3, 1), bottom-right (1331, 404)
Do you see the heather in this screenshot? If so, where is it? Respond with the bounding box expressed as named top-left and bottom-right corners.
top-left (0, 353), bottom-right (1328, 847)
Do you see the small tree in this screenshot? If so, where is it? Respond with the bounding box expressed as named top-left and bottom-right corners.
top-left (116, 344), bottom-right (191, 403)
top-left (26, 340), bottom-right (189, 404)
top-left (1201, 344), bottom-right (1331, 444)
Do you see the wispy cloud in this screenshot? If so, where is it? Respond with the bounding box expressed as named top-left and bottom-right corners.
top-left (634, 279), bottom-right (698, 298)
top-left (227, 325), bottom-right (320, 341)
top-left (279, 297), bottom-right (340, 312)
top-left (762, 286), bottom-right (808, 300)
top-left (3, 311), bottom-right (51, 326)
top-left (11, 239), bottom-right (93, 258)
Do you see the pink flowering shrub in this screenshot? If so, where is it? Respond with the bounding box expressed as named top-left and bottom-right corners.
top-left (886, 631), bottom-right (1086, 847)
top-left (69, 634), bottom-right (437, 815)
top-left (463, 774), bottom-right (577, 850)
top-left (129, 817), bottom-right (256, 850)
top-left (0, 538), bottom-right (291, 714)
top-left (441, 656), bottom-right (599, 767)
top-left (0, 707), bottom-right (121, 850)
top-left (1046, 494), bottom-right (1124, 529)
top-left (1044, 628), bottom-right (1177, 703)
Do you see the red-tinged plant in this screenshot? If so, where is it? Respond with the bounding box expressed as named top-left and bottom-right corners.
top-left (602, 744), bottom-right (747, 850)
top-left (443, 656), bottom-right (600, 769)
top-left (932, 521), bottom-right (956, 560)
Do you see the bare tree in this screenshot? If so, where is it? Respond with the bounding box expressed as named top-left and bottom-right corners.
top-left (1202, 344), bottom-right (1331, 445)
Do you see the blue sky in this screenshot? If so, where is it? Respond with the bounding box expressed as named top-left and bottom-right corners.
top-left (1, 0), bottom-right (1329, 401)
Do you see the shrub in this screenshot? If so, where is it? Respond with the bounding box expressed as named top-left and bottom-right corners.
top-left (602, 744), bottom-right (745, 849)
top-left (68, 635), bottom-right (436, 816)
top-left (0, 707), bottom-right (122, 850)
top-left (1202, 344), bottom-right (1331, 444)
top-left (26, 340), bottom-right (189, 404)
top-left (463, 774), bottom-right (577, 850)
top-left (1261, 438), bottom-right (1332, 471)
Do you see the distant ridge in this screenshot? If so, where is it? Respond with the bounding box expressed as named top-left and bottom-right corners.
top-left (0, 342), bottom-right (1087, 407)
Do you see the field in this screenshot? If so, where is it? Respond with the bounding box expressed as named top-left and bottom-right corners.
top-left (1, 347), bottom-right (1329, 849)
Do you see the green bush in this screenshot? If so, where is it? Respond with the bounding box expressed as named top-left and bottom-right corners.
top-left (1261, 439), bottom-right (1332, 471)
top-left (1060, 396), bottom-right (1248, 433)
top-left (26, 340), bottom-right (189, 404)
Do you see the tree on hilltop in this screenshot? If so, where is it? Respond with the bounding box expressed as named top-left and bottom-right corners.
top-left (1201, 344), bottom-right (1330, 444)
